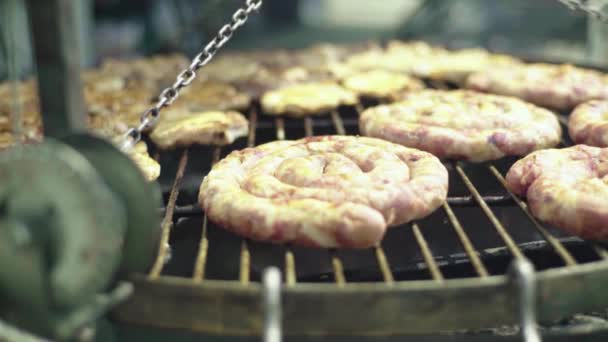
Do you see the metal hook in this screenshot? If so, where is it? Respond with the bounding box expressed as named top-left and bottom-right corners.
top-left (509, 258), bottom-right (541, 342)
top-left (262, 267), bottom-right (282, 342)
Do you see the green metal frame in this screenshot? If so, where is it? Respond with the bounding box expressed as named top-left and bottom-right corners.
top-left (113, 259), bottom-right (608, 336)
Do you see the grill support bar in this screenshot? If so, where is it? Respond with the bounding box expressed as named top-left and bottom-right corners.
top-left (455, 164), bottom-right (526, 260)
top-left (192, 147), bottom-right (221, 281)
top-left (149, 149), bottom-right (189, 278)
top-left (412, 223), bottom-right (444, 282)
top-left (442, 202), bottom-right (490, 277)
top-left (489, 166), bottom-right (577, 266)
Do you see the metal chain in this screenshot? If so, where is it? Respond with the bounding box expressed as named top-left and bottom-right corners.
top-left (120, 0), bottom-right (262, 151)
top-left (557, 0), bottom-right (608, 22)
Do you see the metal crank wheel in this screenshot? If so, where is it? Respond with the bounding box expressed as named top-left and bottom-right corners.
top-left (61, 134), bottom-right (162, 275)
top-left (0, 135), bottom-right (159, 340)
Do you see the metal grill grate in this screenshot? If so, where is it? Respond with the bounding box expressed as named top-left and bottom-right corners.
top-left (114, 93), bottom-right (608, 336)
top-left (147, 102), bottom-right (606, 284)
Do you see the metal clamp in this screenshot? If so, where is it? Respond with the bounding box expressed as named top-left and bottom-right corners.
top-left (509, 258), bottom-right (541, 342)
top-left (262, 267), bottom-right (282, 342)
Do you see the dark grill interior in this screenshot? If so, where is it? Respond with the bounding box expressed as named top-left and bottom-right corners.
top-left (146, 92), bottom-right (608, 286)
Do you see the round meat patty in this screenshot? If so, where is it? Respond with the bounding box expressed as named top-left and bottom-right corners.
top-left (341, 70), bottom-right (425, 100)
top-left (261, 82), bottom-right (358, 117)
top-left (199, 136), bottom-right (448, 248)
top-left (506, 145), bottom-right (608, 241)
top-left (466, 63), bottom-right (608, 111)
top-left (359, 90), bottom-right (562, 162)
top-left (569, 100), bottom-right (608, 147)
top-left (149, 110), bottom-right (248, 149)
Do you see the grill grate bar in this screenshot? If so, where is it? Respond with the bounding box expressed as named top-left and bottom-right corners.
top-left (330, 251), bottom-right (347, 286)
top-left (412, 223), bottom-right (444, 282)
top-left (488, 166), bottom-right (577, 266)
top-left (304, 116), bottom-right (313, 138)
top-left (375, 246), bottom-right (395, 283)
top-left (594, 245), bottom-right (608, 260)
top-left (193, 216), bottom-right (210, 281)
top-left (149, 149), bottom-right (189, 278)
top-left (442, 203), bottom-right (490, 277)
top-left (275, 117), bottom-right (286, 140)
top-left (247, 105), bottom-right (258, 148)
top-left (285, 249), bottom-right (297, 286)
top-left (447, 195), bottom-right (513, 206)
top-left (455, 164), bottom-right (525, 260)
top-left (331, 110), bottom-right (346, 135)
top-left (239, 240), bottom-right (251, 285)
top-left (192, 147), bottom-right (222, 281)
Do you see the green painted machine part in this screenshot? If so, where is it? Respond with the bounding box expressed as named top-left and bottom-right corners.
top-left (0, 135), bottom-right (161, 340)
top-left (61, 134), bottom-right (162, 275)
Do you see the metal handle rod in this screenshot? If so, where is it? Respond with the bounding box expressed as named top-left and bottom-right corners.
top-left (263, 267), bottom-right (282, 342)
top-left (509, 258), bottom-right (541, 342)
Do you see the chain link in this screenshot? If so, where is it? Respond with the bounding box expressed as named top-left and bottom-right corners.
top-left (557, 0), bottom-right (608, 22)
top-left (120, 0), bottom-right (262, 151)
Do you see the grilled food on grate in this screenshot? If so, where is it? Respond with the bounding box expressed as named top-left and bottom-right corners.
top-left (506, 145), bottom-right (608, 240)
top-left (410, 48), bottom-right (522, 85)
top-left (199, 135), bottom-right (448, 248)
top-left (126, 141), bottom-right (161, 182)
top-left (175, 80), bottom-right (251, 112)
top-left (149, 109), bottom-right (248, 149)
top-left (340, 69), bottom-right (425, 101)
top-left (466, 63), bottom-right (608, 111)
top-left (359, 90), bottom-right (562, 162)
top-left (341, 41), bottom-right (519, 85)
top-left (569, 100), bottom-right (608, 147)
top-left (261, 82), bottom-right (358, 117)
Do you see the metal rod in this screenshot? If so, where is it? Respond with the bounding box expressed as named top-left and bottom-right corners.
top-left (594, 245), bottom-right (608, 259)
top-left (412, 223), bottom-right (444, 282)
top-left (275, 117), bottom-right (285, 140)
top-left (509, 258), bottom-right (541, 342)
top-left (192, 147), bottom-right (222, 282)
top-left (149, 149), bottom-right (189, 278)
top-left (248, 106), bottom-right (258, 148)
top-left (263, 267), bottom-right (282, 342)
top-left (304, 117), bottom-right (313, 138)
top-left (489, 166), bottom-right (577, 266)
top-left (455, 164), bottom-right (525, 260)
top-left (330, 110), bottom-right (346, 135)
top-left (192, 216), bottom-right (209, 282)
top-left (375, 246), bottom-right (395, 283)
top-left (330, 251), bottom-right (346, 286)
top-left (239, 240), bottom-right (251, 285)
top-left (284, 249), bottom-right (297, 286)
top-left (447, 195), bottom-right (513, 206)
top-left (442, 203), bottom-right (490, 277)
